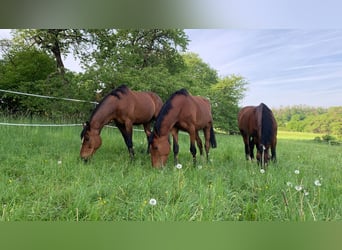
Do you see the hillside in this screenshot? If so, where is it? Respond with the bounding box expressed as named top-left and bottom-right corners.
top-left (272, 106), bottom-right (341, 141)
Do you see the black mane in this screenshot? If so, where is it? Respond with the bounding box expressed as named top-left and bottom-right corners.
top-left (110, 84), bottom-right (129, 99)
top-left (152, 88), bottom-right (189, 136)
top-left (83, 84), bottom-right (129, 133)
top-left (80, 121), bottom-right (90, 139)
top-left (259, 103), bottom-right (276, 146)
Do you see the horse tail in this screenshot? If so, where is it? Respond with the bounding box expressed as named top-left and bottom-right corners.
top-left (258, 103), bottom-right (276, 146)
top-left (210, 125), bottom-right (217, 148)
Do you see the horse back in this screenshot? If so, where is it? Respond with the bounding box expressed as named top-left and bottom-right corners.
top-left (181, 95), bottom-right (213, 128)
top-left (102, 89), bottom-right (159, 124)
top-left (145, 91), bottom-right (163, 117)
top-left (238, 106), bottom-right (258, 135)
top-left (123, 90), bottom-right (159, 123)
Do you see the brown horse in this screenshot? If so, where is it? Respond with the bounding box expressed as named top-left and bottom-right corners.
top-left (148, 89), bottom-right (217, 168)
top-left (238, 103), bottom-right (277, 167)
top-left (80, 85), bottom-right (163, 161)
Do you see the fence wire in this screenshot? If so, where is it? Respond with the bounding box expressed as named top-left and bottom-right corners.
top-left (0, 88), bottom-right (97, 127)
top-left (0, 88), bottom-right (98, 104)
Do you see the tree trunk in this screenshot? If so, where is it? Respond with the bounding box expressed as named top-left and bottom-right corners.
top-left (51, 39), bottom-right (65, 76)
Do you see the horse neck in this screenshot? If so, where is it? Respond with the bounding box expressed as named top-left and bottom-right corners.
top-left (157, 106), bottom-right (181, 137)
top-left (90, 96), bottom-right (118, 132)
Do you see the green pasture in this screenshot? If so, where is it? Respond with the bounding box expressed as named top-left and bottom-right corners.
top-left (0, 121), bottom-right (341, 221)
top-left (277, 130), bottom-right (324, 140)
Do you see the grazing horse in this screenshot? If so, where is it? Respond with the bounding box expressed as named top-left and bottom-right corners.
top-left (237, 103), bottom-right (277, 167)
top-left (148, 89), bottom-right (217, 168)
top-left (80, 85), bottom-right (163, 161)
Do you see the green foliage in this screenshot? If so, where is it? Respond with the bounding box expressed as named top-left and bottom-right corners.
top-left (273, 106), bottom-right (342, 140)
top-left (209, 75), bottom-right (248, 133)
top-left (0, 45), bottom-right (95, 120)
top-left (0, 46), bottom-right (56, 114)
top-left (0, 121), bottom-right (341, 221)
top-left (2, 29), bottom-right (248, 132)
top-left (87, 29), bottom-right (188, 75)
top-left (177, 52), bottom-right (218, 95)
top-left (12, 29), bottom-right (91, 75)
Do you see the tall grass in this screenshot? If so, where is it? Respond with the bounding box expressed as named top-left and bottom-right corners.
top-left (0, 120), bottom-right (341, 221)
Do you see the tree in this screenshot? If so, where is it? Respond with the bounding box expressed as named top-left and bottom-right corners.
top-left (12, 29), bottom-right (90, 79)
top-left (2, 29), bottom-right (251, 128)
top-left (209, 75), bottom-right (248, 133)
top-left (84, 29), bottom-right (188, 92)
top-left (177, 52), bottom-right (218, 95)
top-left (273, 106), bottom-right (342, 140)
top-left (0, 46), bottom-right (56, 114)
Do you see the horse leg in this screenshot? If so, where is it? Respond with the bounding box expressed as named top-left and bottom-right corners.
top-left (203, 127), bottom-right (211, 162)
top-left (125, 122), bottom-right (134, 160)
top-left (196, 131), bottom-right (203, 156)
top-left (189, 129), bottom-right (197, 166)
top-left (117, 122), bottom-right (134, 160)
top-left (171, 128), bottom-right (179, 165)
top-left (249, 136), bottom-right (255, 160)
top-left (241, 132), bottom-right (251, 160)
top-left (143, 122), bottom-right (152, 154)
top-left (271, 143), bottom-right (277, 162)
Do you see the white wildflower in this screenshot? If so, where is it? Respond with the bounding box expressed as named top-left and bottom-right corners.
top-left (295, 185), bottom-right (303, 191)
top-left (175, 163), bottom-right (182, 169)
top-left (260, 169), bottom-right (265, 174)
top-left (294, 169), bottom-right (300, 175)
top-left (149, 198), bottom-right (157, 206)
top-left (314, 179), bottom-right (322, 187)
top-left (286, 182), bottom-right (293, 187)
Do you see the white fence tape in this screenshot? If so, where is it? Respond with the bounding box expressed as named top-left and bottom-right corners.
top-left (0, 122), bottom-right (82, 127)
top-left (0, 88), bottom-right (100, 127)
top-left (0, 88), bottom-right (98, 104)
top-left (1, 89), bottom-right (147, 132)
top-left (0, 122), bottom-right (146, 133)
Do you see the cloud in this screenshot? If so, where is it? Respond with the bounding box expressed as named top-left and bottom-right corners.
top-left (186, 29), bottom-right (342, 107)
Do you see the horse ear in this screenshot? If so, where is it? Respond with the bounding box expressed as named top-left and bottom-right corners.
top-left (83, 121), bottom-right (90, 128)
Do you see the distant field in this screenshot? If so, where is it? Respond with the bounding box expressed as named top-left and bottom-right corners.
top-left (0, 121), bottom-right (341, 221)
top-left (277, 130), bottom-right (324, 140)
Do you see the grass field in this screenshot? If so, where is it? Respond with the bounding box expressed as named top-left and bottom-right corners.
top-left (0, 120), bottom-right (341, 221)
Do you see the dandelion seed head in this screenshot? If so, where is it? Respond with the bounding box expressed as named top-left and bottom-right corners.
top-left (58, 160), bottom-right (62, 165)
top-left (295, 185), bottom-right (303, 191)
top-left (294, 169), bottom-right (300, 175)
top-left (286, 181), bottom-right (293, 187)
top-left (260, 169), bottom-right (265, 174)
top-left (149, 198), bottom-right (157, 206)
top-left (175, 163), bottom-right (182, 169)
top-left (314, 180), bottom-right (322, 187)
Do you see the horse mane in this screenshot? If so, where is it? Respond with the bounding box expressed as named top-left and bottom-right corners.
top-left (84, 84), bottom-right (130, 130)
top-left (80, 121), bottom-right (90, 139)
top-left (110, 84), bottom-right (129, 99)
top-left (153, 88), bottom-right (189, 136)
top-left (257, 103), bottom-right (275, 146)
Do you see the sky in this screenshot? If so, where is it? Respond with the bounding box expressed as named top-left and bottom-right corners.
top-left (1, 29), bottom-right (342, 108)
top-left (185, 29), bottom-right (342, 108)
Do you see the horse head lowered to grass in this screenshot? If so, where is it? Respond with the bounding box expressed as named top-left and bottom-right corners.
top-left (238, 103), bottom-right (277, 167)
top-left (80, 85), bottom-right (163, 161)
top-left (148, 88), bottom-right (217, 168)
